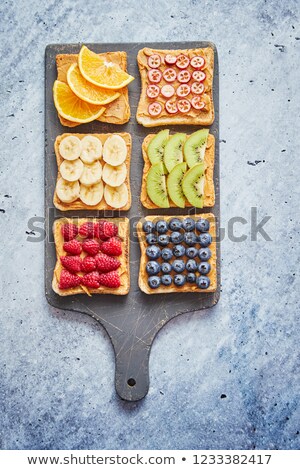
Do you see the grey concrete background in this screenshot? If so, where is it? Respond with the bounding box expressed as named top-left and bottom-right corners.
top-left (0, 0), bottom-right (299, 450)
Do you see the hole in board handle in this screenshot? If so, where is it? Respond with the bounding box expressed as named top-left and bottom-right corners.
top-left (127, 378), bottom-right (136, 387)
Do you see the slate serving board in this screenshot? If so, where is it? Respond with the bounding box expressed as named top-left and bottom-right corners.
top-left (45, 42), bottom-right (220, 401)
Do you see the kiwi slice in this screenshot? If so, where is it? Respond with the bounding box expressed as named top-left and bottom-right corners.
top-left (163, 133), bottom-right (186, 173)
top-left (183, 129), bottom-right (209, 168)
top-left (167, 162), bottom-right (187, 208)
top-left (147, 129), bottom-right (170, 165)
top-left (182, 163), bottom-right (205, 208)
top-left (147, 162), bottom-right (170, 208)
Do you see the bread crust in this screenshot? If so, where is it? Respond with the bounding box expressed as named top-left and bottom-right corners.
top-left (136, 47), bottom-right (214, 127)
top-left (56, 52), bottom-right (130, 126)
top-left (53, 132), bottom-right (132, 211)
top-left (52, 217), bottom-right (130, 296)
top-left (140, 133), bottom-right (215, 209)
top-left (137, 214), bottom-right (217, 294)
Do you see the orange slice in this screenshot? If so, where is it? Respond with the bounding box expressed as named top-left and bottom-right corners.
top-left (67, 64), bottom-right (121, 105)
top-left (53, 81), bottom-right (105, 123)
top-left (78, 45), bottom-right (135, 90)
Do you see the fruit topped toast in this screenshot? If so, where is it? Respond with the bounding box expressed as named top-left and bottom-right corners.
top-left (141, 129), bottom-right (215, 209)
top-left (136, 47), bottom-right (214, 127)
top-left (52, 218), bottom-right (130, 296)
top-left (137, 214), bottom-right (217, 294)
top-left (53, 133), bottom-right (131, 211)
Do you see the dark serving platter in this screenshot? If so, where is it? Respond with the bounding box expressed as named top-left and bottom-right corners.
top-left (45, 42), bottom-right (220, 401)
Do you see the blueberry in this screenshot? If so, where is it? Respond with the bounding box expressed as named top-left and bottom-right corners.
top-left (142, 220), bottom-right (154, 233)
top-left (174, 274), bottom-right (186, 286)
top-left (199, 247), bottom-right (212, 261)
top-left (146, 245), bottom-right (161, 260)
top-left (186, 259), bottom-right (198, 272)
top-left (157, 234), bottom-right (170, 246)
top-left (170, 231), bottom-right (184, 243)
top-left (156, 220), bottom-right (168, 234)
top-left (148, 276), bottom-right (161, 289)
top-left (161, 262), bottom-right (172, 274)
top-left (169, 218), bottom-right (183, 231)
top-left (186, 247), bottom-right (198, 258)
top-left (161, 247), bottom-right (173, 261)
top-left (196, 218), bottom-right (210, 233)
top-left (146, 261), bottom-right (161, 275)
top-left (198, 262), bottom-right (211, 274)
top-left (196, 275), bottom-right (210, 289)
top-left (161, 274), bottom-right (172, 286)
top-left (182, 217), bottom-right (195, 232)
top-left (186, 272), bottom-right (196, 283)
top-left (172, 259), bottom-right (185, 273)
top-left (184, 231), bottom-right (197, 246)
top-left (173, 244), bottom-right (185, 257)
top-left (198, 233), bottom-right (212, 247)
top-left (146, 233), bottom-right (157, 245)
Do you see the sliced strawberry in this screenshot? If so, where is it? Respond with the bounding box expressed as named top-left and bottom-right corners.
top-left (192, 70), bottom-right (206, 82)
top-left (148, 69), bottom-right (162, 83)
top-left (161, 84), bottom-right (175, 98)
top-left (176, 84), bottom-right (191, 97)
top-left (148, 54), bottom-right (161, 68)
top-left (165, 99), bottom-right (178, 114)
top-left (60, 255), bottom-right (82, 273)
top-left (99, 271), bottom-right (121, 289)
top-left (164, 54), bottom-right (177, 65)
top-left (146, 84), bottom-right (160, 99)
top-left (81, 256), bottom-right (97, 273)
top-left (190, 56), bottom-right (205, 70)
top-left (61, 223), bottom-right (78, 241)
top-left (191, 96), bottom-right (205, 110)
top-left (98, 221), bottom-right (118, 240)
top-left (191, 82), bottom-right (204, 95)
top-left (95, 253), bottom-right (121, 273)
top-left (178, 99), bottom-right (191, 113)
top-left (163, 68), bottom-right (177, 83)
top-left (148, 102), bottom-right (162, 117)
top-left (79, 221), bottom-right (98, 238)
top-left (63, 239), bottom-right (82, 255)
top-left (82, 271), bottom-right (101, 289)
top-left (59, 270), bottom-right (81, 289)
top-left (82, 239), bottom-right (100, 255)
top-left (176, 54), bottom-right (190, 69)
top-left (100, 237), bottom-right (122, 256)
top-left (177, 70), bottom-right (191, 83)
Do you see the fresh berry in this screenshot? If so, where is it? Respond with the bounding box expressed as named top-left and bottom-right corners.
top-left (196, 218), bottom-right (210, 233)
top-left (165, 99), bottom-right (178, 114)
top-left (99, 271), bottom-right (121, 288)
top-left (98, 221), bottom-right (118, 240)
top-left (199, 248), bottom-right (212, 261)
top-left (161, 84), bottom-right (175, 98)
top-left (161, 247), bottom-right (173, 261)
top-left (79, 222), bottom-right (98, 238)
top-left (173, 244), bottom-right (185, 257)
top-left (158, 234), bottom-right (170, 246)
top-left (169, 218), bottom-right (182, 231)
top-left (172, 259), bottom-right (185, 273)
top-left (176, 54), bottom-right (190, 69)
top-left (148, 54), bottom-right (161, 68)
top-left (146, 245), bottom-right (161, 260)
top-left (192, 70), bottom-right (206, 82)
top-left (186, 259), bottom-right (198, 272)
top-left (148, 276), bottom-right (161, 289)
top-left (163, 68), bottom-right (177, 82)
top-left (198, 262), bottom-right (211, 275)
top-left (184, 232), bottom-right (197, 246)
top-left (178, 99), bottom-right (191, 113)
top-left (186, 247), bottom-right (198, 258)
top-left (95, 253), bottom-right (121, 273)
top-left (142, 220), bottom-right (155, 233)
top-left (191, 82), bottom-right (205, 95)
top-left (82, 271), bottom-right (101, 288)
top-left (59, 270), bottom-right (81, 289)
top-left (161, 274), bottom-right (172, 286)
top-left (63, 239), bottom-right (82, 255)
top-left (60, 255), bottom-right (82, 273)
top-left (148, 102), bottom-right (162, 116)
top-left (174, 274), bottom-right (186, 286)
top-left (196, 275), bottom-right (210, 289)
top-left (148, 69), bottom-right (162, 83)
top-left (182, 217), bottom-right (195, 232)
top-left (186, 272), bottom-right (196, 283)
top-left (146, 261), bottom-right (161, 275)
top-left (191, 97), bottom-right (205, 110)
top-left (190, 56), bottom-right (205, 69)
top-left (176, 84), bottom-right (190, 97)
top-left (161, 262), bottom-right (172, 274)
top-left (61, 223), bottom-right (78, 241)
top-left (170, 231), bottom-right (184, 244)
top-left (81, 256), bottom-right (97, 273)
top-left (100, 237), bottom-right (122, 256)
top-left (164, 54), bottom-right (177, 65)
top-left (177, 70), bottom-right (191, 83)
top-left (146, 233), bottom-right (157, 245)
top-left (198, 233), bottom-right (212, 247)
top-left (82, 239), bottom-right (100, 255)
top-left (147, 84), bottom-right (160, 99)
top-left (155, 220), bottom-right (169, 234)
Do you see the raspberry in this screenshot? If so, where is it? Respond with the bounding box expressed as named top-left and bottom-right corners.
top-left (81, 256), bottom-right (97, 273)
top-left (98, 221), bottom-right (118, 240)
top-left (82, 239), bottom-right (100, 255)
top-left (63, 239), bottom-right (82, 255)
top-left (79, 221), bottom-right (98, 238)
top-left (100, 237), bottom-right (122, 256)
top-left (60, 256), bottom-right (82, 273)
top-left (59, 269), bottom-right (81, 289)
top-left (61, 223), bottom-right (78, 241)
top-left (82, 271), bottom-right (101, 288)
top-left (95, 253), bottom-right (121, 273)
top-left (99, 271), bottom-right (121, 288)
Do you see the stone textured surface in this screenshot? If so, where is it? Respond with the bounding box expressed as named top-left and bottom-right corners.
top-left (0, 0), bottom-right (299, 450)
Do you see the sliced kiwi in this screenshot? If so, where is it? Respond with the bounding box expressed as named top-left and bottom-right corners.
top-left (147, 129), bottom-right (170, 165)
top-left (182, 163), bottom-right (205, 208)
top-left (163, 133), bottom-right (186, 173)
top-left (183, 129), bottom-right (209, 168)
top-left (167, 162), bottom-right (187, 208)
top-left (147, 162), bottom-right (170, 208)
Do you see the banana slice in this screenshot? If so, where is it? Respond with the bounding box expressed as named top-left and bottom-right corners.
top-left (79, 161), bottom-right (102, 186)
top-left (59, 159), bottom-right (84, 182)
top-left (102, 162), bottom-right (127, 187)
top-left (80, 135), bottom-right (103, 164)
top-left (56, 177), bottom-right (80, 203)
top-left (104, 183), bottom-right (128, 209)
top-left (103, 135), bottom-right (127, 166)
top-left (59, 136), bottom-right (82, 161)
top-left (80, 180), bottom-right (104, 206)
